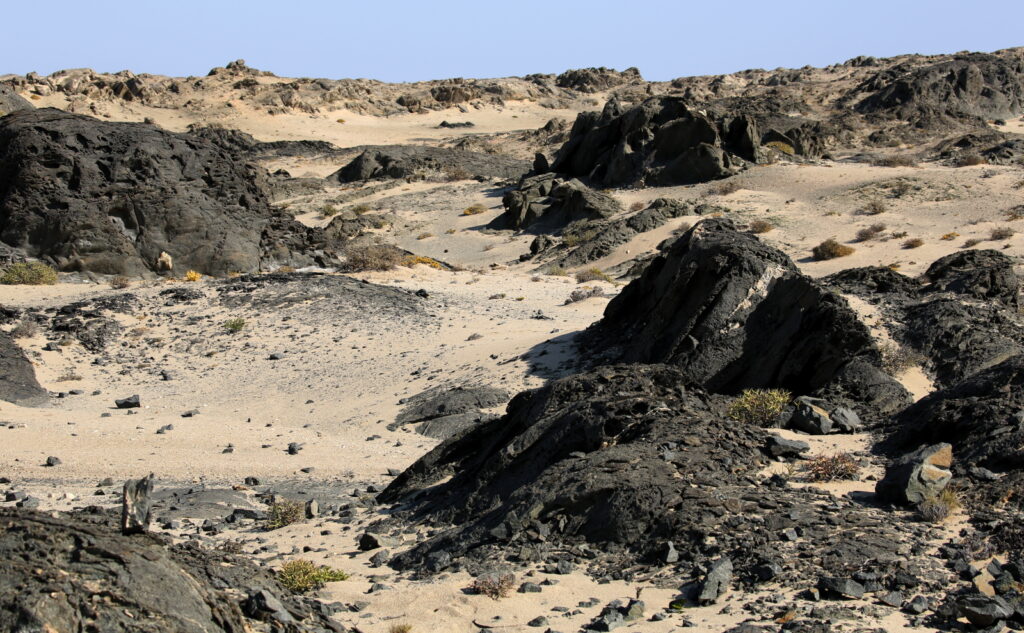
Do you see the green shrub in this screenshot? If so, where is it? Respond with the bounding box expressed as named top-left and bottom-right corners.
top-left (277, 559), bottom-right (349, 593)
top-left (223, 318), bottom-right (246, 333)
top-left (811, 239), bottom-right (855, 260)
top-left (727, 389), bottom-right (791, 425)
top-left (265, 500), bottom-right (304, 530)
top-left (0, 262), bottom-right (58, 285)
top-left (765, 140), bottom-right (795, 156)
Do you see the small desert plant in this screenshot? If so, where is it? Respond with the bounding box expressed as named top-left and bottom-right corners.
top-left (1013, 179), bottom-right (1024, 190)
top-left (277, 560), bottom-right (349, 593)
top-left (389, 625), bottom-right (413, 633)
top-left (55, 368), bottom-right (83, 382)
top-left (990, 227), bottom-right (1016, 241)
top-left (565, 286), bottom-right (603, 304)
top-left (319, 204), bottom-right (340, 217)
top-left (963, 238), bottom-right (982, 247)
top-left (805, 453), bottom-right (860, 482)
top-left (0, 262), bottom-right (58, 285)
top-left (184, 270), bottom-right (202, 282)
top-left (629, 201), bottom-right (646, 212)
top-left (953, 152), bottom-right (987, 167)
top-left (110, 275), bottom-right (131, 289)
top-left (10, 319), bottom-right (38, 339)
top-left (918, 487), bottom-right (961, 523)
top-left (940, 232), bottom-right (959, 241)
top-left (470, 573), bottom-right (516, 600)
top-left (343, 244), bottom-right (404, 272)
top-left (902, 238), bottom-right (924, 249)
top-left (416, 232), bottom-right (433, 240)
top-left (445, 228), bottom-right (457, 234)
top-left (444, 167), bottom-right (472, 181)
top-left (402, 255), bottom-right (442, 269)
top-left (351, 203), bottom-right (373, 215)
top-left (563, 229), bottom-right (598, 248)
top-left (575, 268), bottom-right (614, 284)
top-left (765, 140), bottom-right (795, 156)
top-left (812, 239), bottom-right (855, 260)
top-left (461, 204), bottom-right (487, 216)
top-left (709, 180), bottom-right (741, 196)
top-left (879, 342), bottom-right (924, 375)
top-left (872, 155), bottom-right (918, 167)
top-left (855, 223), bottom-right (887, 241)
top-left (265, 500), bottom-right (305, 530)
top-left (546, 266), bottom-right (568, 276)
top-left (336, 118), bottom-right (346, 124)
top-left (223, 318), bottom-right (246, 333)
top-left (727, 388), bottom-right (791, 426)
top-left (1003, 206), bottom-right (1024, 221)
top-left (748, 219), bottom-right (775, 234)
top-left (861, 199), bottom-right (888, 215)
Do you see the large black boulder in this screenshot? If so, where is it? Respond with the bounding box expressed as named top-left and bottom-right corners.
top-left (923, 249), bottom-right (1019, 307)
top-left (589, 219), bottom-right (905, 415)
top-left (0, 507), bottom-right (335, 633)
top-left (492, 173), bottom-right (622, 231)
top-left (550, 96), bottom-right (760, 187)
top-left (0, 329), bottom-right (47, 406)
top-left (0, 109), bottom-right (330, 275)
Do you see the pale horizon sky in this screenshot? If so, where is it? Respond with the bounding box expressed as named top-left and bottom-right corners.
top-left (3, 0), bottom-right (1022, 82)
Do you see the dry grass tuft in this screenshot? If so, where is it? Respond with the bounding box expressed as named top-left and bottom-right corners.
top-left (629, 201), bottom-right (646, 212)
top-left (343, 244), bottom-right (405, 272)
top-left (990, 227), bottom-right (1016, 241)
top-left (940, 232), bottom-right (959, 241)
top-left (470, 573), bottom-right (516, 600)
top-left (805, 453), bottom-right (860, 482)
top-left (812, 239), bottom-right (855, 260)
top-left (860, 199), bottom-right (888, 215)
top-left (727, 389), bottom-right (791, 425)
top-left (918, 488), bottom-right (961, 523)
top-left (575, 268), bottom-right (614, 284)
top-left (953, 153), bottom-right (987, 167)
top-left (902, 238), bottom-right (924, 249)
top-left (855, 223), bottom-right (887, 242)
top-left (748, 219), bottom-right (775, 234)
top-left (708, 180), bottom-right (741, 196)
top-left (461, 204), bottom-right (487, 216)
top-left (872, 155), bottom-right (918, 167)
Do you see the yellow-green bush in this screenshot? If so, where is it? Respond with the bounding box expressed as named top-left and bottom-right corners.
top-left (0, 262), bottom-right (57, 285)
top-left (277, 559), bottom-right (349, 593)
top-left (727, 389), bottom-right (791, 425)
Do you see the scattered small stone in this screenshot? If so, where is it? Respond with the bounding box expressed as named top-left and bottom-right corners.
top-left (115, 395), bottom-right (141, 409)
top-left (44, 456), bottom-right (61, 467)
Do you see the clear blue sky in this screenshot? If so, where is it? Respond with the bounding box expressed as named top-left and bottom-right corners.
top-left (3, 0), bottom-right (1022, 82)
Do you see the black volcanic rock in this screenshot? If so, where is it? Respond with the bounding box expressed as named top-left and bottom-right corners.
top-left (377, 365), bottom-right (945, 584)
top-left (549, 96), bottom-right (762, 187)
top-left (923, 249), bottom-right (1019, 307)
top-left (492, 173), bottom-right (622, 231)
top-left (0, 329), bottom-right (47, 406)
top-left (589, 219), bottom-right (906, 416)
top-left (329, 145), bottom-right (529, 183)
top-left (0, 108), bottom-right (332, 275)
top-left (0, 86), bottom-right (33, 114)
top-left (855, 53), bottom-right (1024, 122)
top-left (0, 507), bottom-right (335, 633)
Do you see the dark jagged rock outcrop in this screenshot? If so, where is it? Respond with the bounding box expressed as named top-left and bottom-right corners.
top-left (492, 173), bottom-right (622, 231)
top-left (389, 385), bottom-right (509, 439)
top-left (0, 329), bottom-right (47, 406)
top-left (0, 507), bottom-right (339, 633)
top-left (187, 125), bottom-right (340, 158)
top-left (0, 85), bottom-right (33, 114)
top-left (0, 109), bottom-right (332, 275)
top-left (532, 198), bottom-right (697, 269)
top-left (881, 355), bottom-right (1024, 506)
top-left (554, 67), bottom-right (643, 93)
top-left (377, 365), bottom-right (950, 588)
top-left (588, 219), bottom-right (906, 417)
top-left (550, 97), bottom-right (762, 187)
top-left (329, 145), bottom-right (529, 183)
top-left (855, 53), bottom-right (1024, 122)
top-left (923, 249), bottom-right (1020, 307)
top-left (826, 250), bottom-right (1023, 389)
